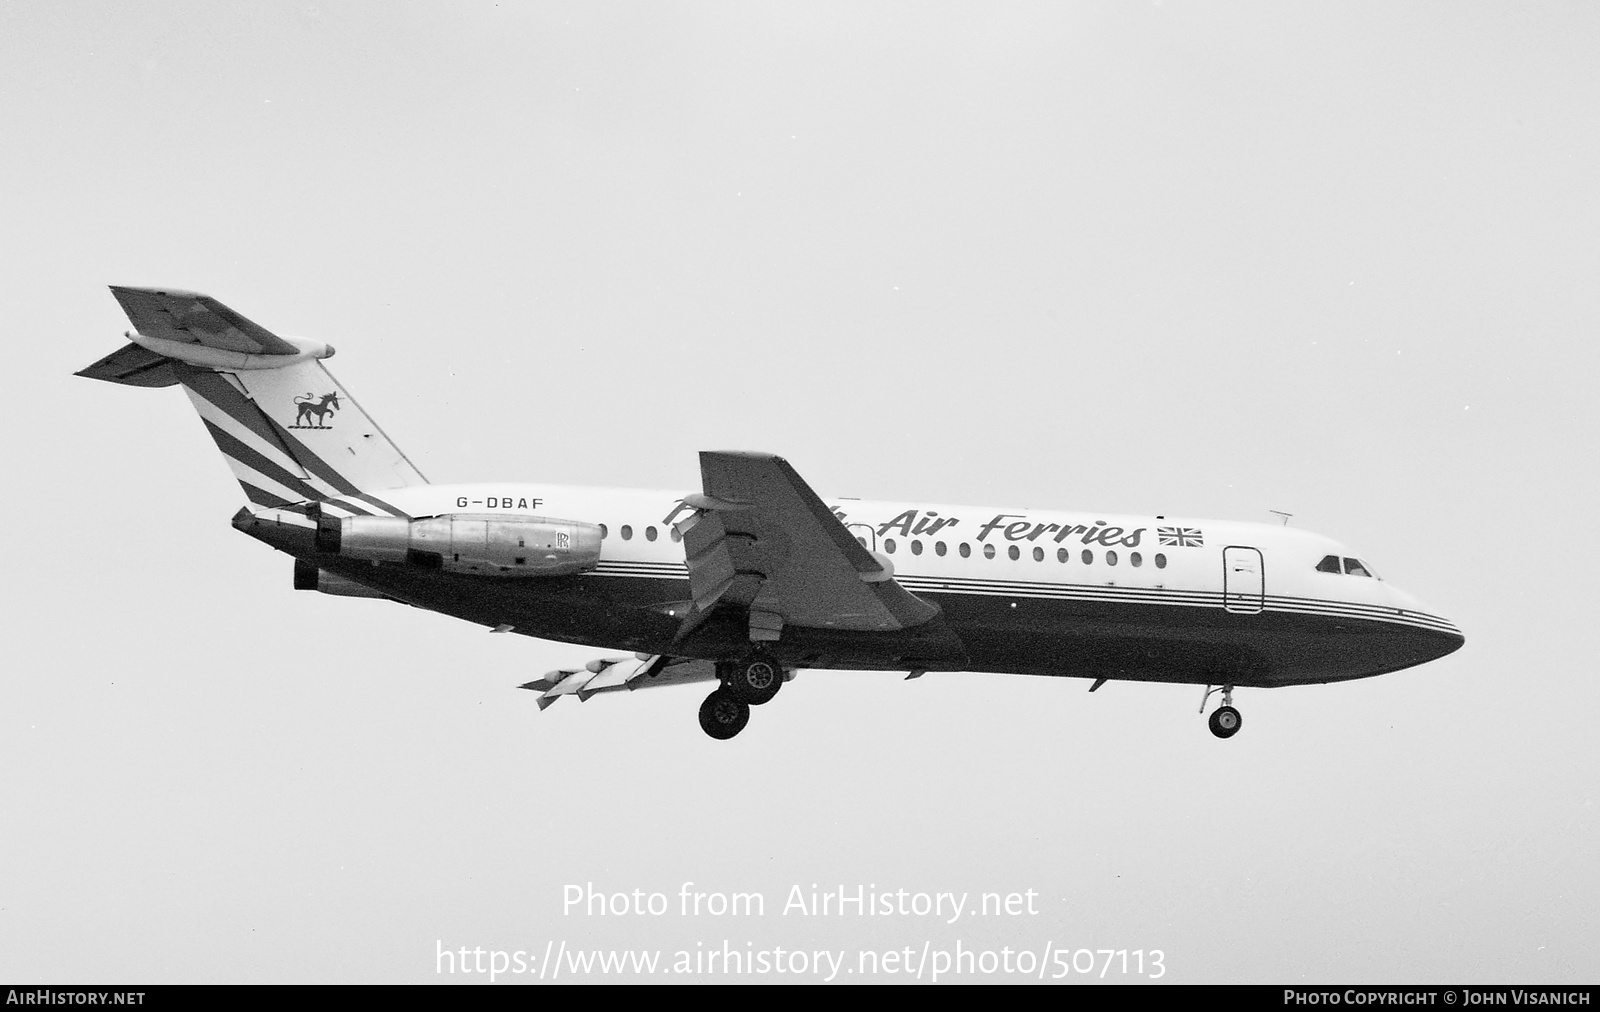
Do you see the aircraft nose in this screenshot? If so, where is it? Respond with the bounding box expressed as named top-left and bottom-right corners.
top-left (1428, 621), bottom-right (1465, 659)
top-left (1407, 611), bottom-right (1465, 664)
top-left (1387, 586), bottom-right (1464, 664)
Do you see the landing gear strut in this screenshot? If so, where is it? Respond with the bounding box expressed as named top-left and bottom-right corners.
top-left (1199, 684), bottom-right (1243, 739)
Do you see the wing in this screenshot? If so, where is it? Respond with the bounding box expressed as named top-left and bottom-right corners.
top-left (520, 655), bottom-right (718, 709)
top-left (107, 286), bottom-right (303, 356)
top-left (674, 451), bottom-right (938, 641)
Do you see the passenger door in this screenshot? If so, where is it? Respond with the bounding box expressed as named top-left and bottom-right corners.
top-left (1223, 546), bottom-right (1265, 614)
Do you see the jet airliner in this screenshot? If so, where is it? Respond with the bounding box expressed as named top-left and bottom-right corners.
top-left (78, 288), bottom-right (1464, 740)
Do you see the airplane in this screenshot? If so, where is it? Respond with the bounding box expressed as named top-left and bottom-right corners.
top-left (77, 287), bottom-right (1465, 740)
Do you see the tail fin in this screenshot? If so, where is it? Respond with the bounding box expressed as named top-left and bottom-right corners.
top-left (78, 287), bottom-right (427, 508)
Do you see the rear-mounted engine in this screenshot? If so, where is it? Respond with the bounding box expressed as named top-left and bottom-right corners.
top-left (293, 560), bottom-right (389, 598)
top-left (316, 513), bottom-right (602, 577)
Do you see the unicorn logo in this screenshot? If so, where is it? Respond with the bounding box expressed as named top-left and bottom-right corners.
top-left (291, 392), bottom-right (341, 429)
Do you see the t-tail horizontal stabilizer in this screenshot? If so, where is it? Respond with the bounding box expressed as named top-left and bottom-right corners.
top-left (78, 286), bottom-right (428, 505)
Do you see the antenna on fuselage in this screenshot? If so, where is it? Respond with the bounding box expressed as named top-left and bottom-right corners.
top-left (1269, 510), bottom-right (1293, 526)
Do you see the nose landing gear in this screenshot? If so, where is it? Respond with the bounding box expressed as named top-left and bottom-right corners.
top-left (1199, 684), bottom-right (1243, 739)
top-left (1208, 705), bottom-right (1242, 738)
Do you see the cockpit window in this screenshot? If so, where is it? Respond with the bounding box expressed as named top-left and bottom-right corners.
top-left (1343, 557), bottom-right (1373, 578)
top-left (1317, 554), bottom-right (1380, 578)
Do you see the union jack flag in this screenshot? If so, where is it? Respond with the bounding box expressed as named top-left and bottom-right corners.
top-left (1157, 527), bottom-right (1204, 547)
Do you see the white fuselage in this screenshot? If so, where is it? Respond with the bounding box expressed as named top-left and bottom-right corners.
top-left (279, 482), bottom-right (1462, 689)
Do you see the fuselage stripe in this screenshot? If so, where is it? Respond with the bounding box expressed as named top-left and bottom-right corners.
top-left (348, 492), bottom-right (410, 518)
top-left (318, 501), bottom-right (371, 519)
top-left (239, 481), bottom-right (293, 509)
top-left (580, 564), bottom-right (1457, 635)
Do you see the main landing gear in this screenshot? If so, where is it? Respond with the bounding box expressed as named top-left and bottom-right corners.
top-left (698, 688), bottom-right (749, 740)
top-left (698, 650), bottom-right (786, 740)
top-left (1199, 684), bottom-right (1243, 740)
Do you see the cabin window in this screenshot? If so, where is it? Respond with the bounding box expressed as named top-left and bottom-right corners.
top-left (1106, 550), bottom-right (1118, 566)
top-left (1131, 552), bottom-right (1142, 567)
top-left (1344, 557), bottom-right (1373, 577)
top-left (1081, 549), bottom-right (1094, 565)
top-left (1316, 555), bottom-right (1341, 574)
top-left (599, 524), bottom-right (608, 538)
top-left (645, 526), bottom-right (657, 542)
top-left (670, 527), bottom-right (681, 542)
top-left (935, 541), bottom-right (947, 557)
top-left (1033, 546), bottom-right (1044, 562)
top-left (884, 538), bottom-right (897, 554)
top-left (911, 540), bottom-right (923, 556)
top-left (1057, 548), bottom-right (1070, 563)
top-left (1008, 545), bottom-right (1020, 560)
top-left (959, 543), bottom-right (971, 558)
top-left (620, 525), bottom-right (633, 541)
top-left (1154, 553), bottom-right (1167, 569)
top-left (983, 544), bottom-right (996, 559)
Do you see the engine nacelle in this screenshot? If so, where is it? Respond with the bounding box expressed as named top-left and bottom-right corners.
top-left (293, 559), bottom-right (389, 598)
top-left (317, 513), bottom-right (602, 577)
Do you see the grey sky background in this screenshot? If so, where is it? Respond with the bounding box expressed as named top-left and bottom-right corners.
top-left (1, 2), bottom-right (1595, 983)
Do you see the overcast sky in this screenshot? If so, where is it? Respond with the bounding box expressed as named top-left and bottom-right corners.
top-left (1, 1), bottom-right (1595, 983)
